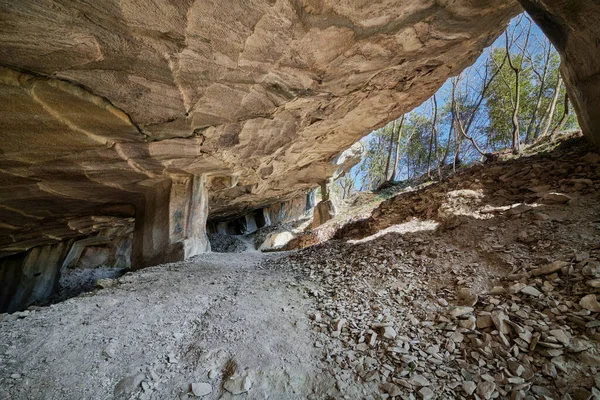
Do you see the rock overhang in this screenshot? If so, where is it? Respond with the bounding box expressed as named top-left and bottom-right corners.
top-left (0, 0), bottom-right (523, 261)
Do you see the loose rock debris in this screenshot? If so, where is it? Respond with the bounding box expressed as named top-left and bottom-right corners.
top-left (1, 136), bottom-right (600, 399)
top-left (260, 136), bottom-right (600, 399)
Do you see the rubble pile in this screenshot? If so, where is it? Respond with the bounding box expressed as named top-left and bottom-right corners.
top-left (265, 137), bottom-right (600, 399)
top-left (208, 234), bottom-right (249, 253)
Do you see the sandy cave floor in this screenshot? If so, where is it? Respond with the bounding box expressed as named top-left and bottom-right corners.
top-left (0, 252), bottom-right (334, 400)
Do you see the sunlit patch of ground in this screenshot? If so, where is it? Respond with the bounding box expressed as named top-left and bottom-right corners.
top-left (347, 218), bottom-right (439, 244)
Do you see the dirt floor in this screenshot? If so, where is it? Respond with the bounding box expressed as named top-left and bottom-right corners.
top-left (1, 134), bottom-right (600, 399)
top-left (0, 252), bottom-right (335, 400)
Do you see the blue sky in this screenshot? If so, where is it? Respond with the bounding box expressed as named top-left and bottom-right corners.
top-left (347, 14), bottom-right (550, 188)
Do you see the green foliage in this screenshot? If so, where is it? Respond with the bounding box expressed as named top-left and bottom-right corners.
top-left (357, 122), bottom-right (395, 190)
top-left (404, 113), bottom-right (435, 179)
top-left (485, 49), bottom-right (535, 147)
top-left (337, 14), bottom-right (580, 195)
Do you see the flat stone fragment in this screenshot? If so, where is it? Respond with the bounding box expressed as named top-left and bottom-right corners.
top-left (580, 294), bottom-right (600, 312)
top-left (549, 329), bottom-right (570, 346)
top-left (381, 383), bottom-right (402, 397)
top-left (449, 306), bottom-right (474, 318)
top-left (191, 382), bottom-right (212, 397)
top-left (507, 360), bottom-right (525, 376)
top-left (588, 279), bottom-right (600, 288)
top-left (572, 388), bottom-right (592, 400)
top-left (223, 375), bottom-right (252, 395)
top-left (410, 374), bottom-right (431, 387)
top-left (462, 381), bottom-right (477, 395)
top-left (520, 286), bottom-right (541, 297)
top-left (382, 326), bottom-right (397, 340)
top-left (491, 310), bottom-right (511, 334)
top-left (477, 313), bottom-right (494, 329)
top-left (114, 373), bottom-right (145, 399)
top-left (476, 381), bottom-right (496, 400)
top-left (532, 261), bottom-right (569, 276)
top-left (418, 386), bottom-right (434, 400)
top-left (542, 192), bottom-right (572, 203)
top-left (533, 212), bottom-right (550, 221)
top-left (580, 352), bottom-right (600, 367)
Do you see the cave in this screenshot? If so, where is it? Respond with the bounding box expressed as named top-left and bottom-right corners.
top-left (1, 0), bottom-right (600, 398)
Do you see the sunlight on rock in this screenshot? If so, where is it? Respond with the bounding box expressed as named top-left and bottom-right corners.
top-left (347, 219), bottom-right (439, 244)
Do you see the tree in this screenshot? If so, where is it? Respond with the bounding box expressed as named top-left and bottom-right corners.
top-left (452, 50), bottom-right (507, 161)
top-left (427, 95), bottom-right (438, 178)
top-left (383, 119), bottom-right (397, 183)
top-left (504, 15), bottom-right (532, 153)
top-left (524, 35), bottom-right (552, 142)
top-left (539, 73), bottom-right (562, 137)
top-left (348, 13), bottom-right (580, 194)
top-left (551, 92), bottom-right (570, 136)
top-left (390, 115), bottom-right (406, 181)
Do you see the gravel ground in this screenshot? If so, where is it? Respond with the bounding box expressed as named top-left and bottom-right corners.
top-left (0, 252), bottom-right (335, 400)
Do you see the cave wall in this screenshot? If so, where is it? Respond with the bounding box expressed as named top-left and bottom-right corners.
top-left (63, 234), bottom-right (133, 270)
top-left (1, 0), bottom-right (536, 310)
top-left (0, 0), bottom-right (523, 239)
top-left (0, 242), bottom-right (71, 313)
top-left (0, 218), bottom-right (135, 313)
top-left (208, 191), bottom-right (314, 235)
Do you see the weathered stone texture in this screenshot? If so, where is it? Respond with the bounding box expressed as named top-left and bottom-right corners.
top-left (0, 0), bottom-right (526, 309)
top-left (0, 0), bottom-right (521, 239)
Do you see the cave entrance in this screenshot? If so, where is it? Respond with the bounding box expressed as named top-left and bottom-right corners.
top-left (254, 208), bottom-right (267, 229)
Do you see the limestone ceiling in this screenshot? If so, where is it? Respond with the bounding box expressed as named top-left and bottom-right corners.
top-left (0, 0), bottom-right (521, 252)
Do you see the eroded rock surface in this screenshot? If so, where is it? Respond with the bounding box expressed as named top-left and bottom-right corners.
top-left (0, 0), bottom-right (524, 309)
top-left (0, 0), bottom-right (520, 241)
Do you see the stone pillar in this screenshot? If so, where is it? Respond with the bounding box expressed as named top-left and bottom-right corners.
top-left (132, 174), bottom-right (210, 269)
top-left (132, 179), bottom-right (177, 268)
top-left (262, 209), bottom-right (272, 227)
top-left (182, 175), bottom-right (211, 257)
top-left (244, 214), bottom-right (258, 234)
top-left (312, 179), bottom-right (338, 228)
top-left (306, 189), bottom-right (317, 212)
top-left (518, 0), bottom-right (600, 147)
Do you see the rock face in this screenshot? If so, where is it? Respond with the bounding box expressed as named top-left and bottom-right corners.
top-left (518, 0), bottom-right (600, 147)
top-left (0, 0), bottom-right (526, 310)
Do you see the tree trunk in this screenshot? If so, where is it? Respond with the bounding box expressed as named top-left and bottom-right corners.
top-left (505, 20), bottom-right (531, 154)
top-left (452, 78), bottom-right (486, 157)
top-left (453, 119), bottom-right (459, 173)
top-left (390, 115), bottom-right (405, 181)
top-left (431, 95), bottom-right (442, 180)
top-left (441, 113), bottom-right (454, 167)
top-left (541, 75), bottom-right (563, 137)
top-left (426, 95), bottom-right (438, 179)
top-left (406, 146), bottom-right (411, 180)
top-left (383, 120), bottom-right (396, 183)
top-left (551, 92), bottom-right (570, 136)
top-left (511, 70), bottom-right (521, 153)
top-left (525, 46), bottom-right (550, 143)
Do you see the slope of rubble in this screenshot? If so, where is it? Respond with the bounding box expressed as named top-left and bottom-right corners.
top-left (262, 134), bottom-right (600, 399)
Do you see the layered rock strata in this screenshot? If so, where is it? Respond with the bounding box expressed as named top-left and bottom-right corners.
top-left (0, 0), bottom-right (534, 310)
